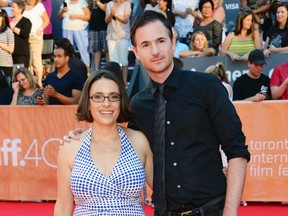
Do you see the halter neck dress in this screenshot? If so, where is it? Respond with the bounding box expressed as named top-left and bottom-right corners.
top-left (70, 125), bottom-right (146, 215)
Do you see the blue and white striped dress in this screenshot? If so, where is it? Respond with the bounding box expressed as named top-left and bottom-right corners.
top-left (70, 126), bottom-right (146, 215)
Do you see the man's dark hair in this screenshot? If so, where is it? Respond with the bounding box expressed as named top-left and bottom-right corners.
top-left (130, 10), bottom-right (173, 47)
top-left (53, 38), bottom-right (75, 57)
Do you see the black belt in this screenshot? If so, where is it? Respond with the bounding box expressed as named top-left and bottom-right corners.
top-left (163, 197), bottom-right (225, 216)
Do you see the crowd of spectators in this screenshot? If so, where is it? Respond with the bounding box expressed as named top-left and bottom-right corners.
top-left (1, 0), bottom-right (288, 105)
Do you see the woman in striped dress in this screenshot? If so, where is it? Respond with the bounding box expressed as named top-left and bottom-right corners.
top-left (219, 7), bottom-right (262, 61)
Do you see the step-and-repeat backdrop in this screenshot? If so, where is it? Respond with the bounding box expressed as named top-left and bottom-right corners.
top-left (0, 102), bottom-right (288, 201)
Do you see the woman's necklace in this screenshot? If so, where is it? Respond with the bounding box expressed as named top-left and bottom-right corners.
top-left (92, 132), bottom-right (119, 157)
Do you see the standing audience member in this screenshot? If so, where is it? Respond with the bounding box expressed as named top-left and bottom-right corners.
top-left (66, 11), bottom-right (251, 216)
top-left (193, 0), bottom-right (226, 26)
top-left (263, 4), bottom-right (288, 57)
top-left (89, 0), bottom-right (111, 71)
top-left (0, 69), bottom-right (13, 104)
top-left (54, 71), bottom-right (153, 215)
top-left (140, 0), bottom-right (160, 12)
top-left (179, 31), bottom-right (215, 57)
top-left (10, 67), bottom-right (43, 105)
top-left (158, 0), bottom-right (175, 27)
top-left (58, 0), bottom-right (91, 70)
top-left (241, 0), bottom-right (273, 41)
top-left (0, 8), bottom-right (14, 86)
top-left (42, 38), bottom-right (85, 105)
top-left (105, 0), bottom-right (131, 87)
top-left (10, 0), bottom-right (32, 68)
top-left (219, 8), bottom-right (262, 61)
top-left (270, 61), bottom-right (288, 99)
top-left (172, 0), bottom-right (199, 45)
top-left (212, 0), bottom-right (225, 24)
top-left (233, 49), bottom-right (271, 101)
top-left (193, 0), bottom-right (222, 53)
top-left (23, 0), bottom-right (49, 89)
top-left (40, 0), bottom-right (54, 62)
top-left (205, 62), bottom-right (233, 101)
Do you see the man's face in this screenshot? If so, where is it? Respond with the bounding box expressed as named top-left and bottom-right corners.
top-left (132, 20), bottom-right (176, 79)
top-left (53, 48), bottom-right (69, 69)
top-left (248, 62), bottom-right (264, 78)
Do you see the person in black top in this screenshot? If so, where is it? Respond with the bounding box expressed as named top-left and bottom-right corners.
top-left (89, 0), bottom-right (111, 71)
top-left (129, 11), bottom-right (250, 216)
top-left (0, 69), bottom-right (13, 104)
top-left (65, 11), bottom-right (251, 216)
top-left (10, 0), bottom-right (32, 68)
top-left (233, 49), bottom-right (271, 102)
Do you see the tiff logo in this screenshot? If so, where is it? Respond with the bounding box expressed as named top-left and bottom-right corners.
top-left (0, 139), bottom-right (21, 166)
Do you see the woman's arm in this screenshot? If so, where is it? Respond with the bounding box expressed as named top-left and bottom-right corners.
top-left (54, 145), bottom-right (75, 216)
top-left (219, 33), bottom-right (240, 60)
top-left (10, 82), bottom-right (20, 105)
top-left (179, 50), bottom-right (202, 58)
top-left (107, 2), bottom-right (131, 24)
top-left (253, 25), bottom-right (263, 50)
top-left (0, 41), bottom-right (14, 54)
top-left (143, 135), bottom-right (153, 190)
top-left (37, 11), bottom-right (50, 36)
top-left (269, 45), bottom-right (288, 53)
top-left (12, 19), bottom-right (32, 39)
top-left (95, 0), bottom-right (107, 12)
top-left (263, 37), bottom-right (271, 57)
top-left (210, 21), bottom-right (222, 50)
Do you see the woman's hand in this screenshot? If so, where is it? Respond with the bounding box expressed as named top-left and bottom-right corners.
top-left (263, 48), bottom-right (271, 58)
top-left (241, 53), bottom-right (249, 61)
top-left (36, 28), bottom-right (43, 36)
top-left (229, 53), bottom-right (241, 61)
top-left (268, 44), bottom-right (277, 53)
top-left (12, 82), bottom-right (20, 92)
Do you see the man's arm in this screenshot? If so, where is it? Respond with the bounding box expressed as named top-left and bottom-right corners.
top-left (44, 85), bottom-right (82, 105)
top-left (223, 157), bottom-right (248, 216)
top-left (271, 77), bottom-right (288, 99)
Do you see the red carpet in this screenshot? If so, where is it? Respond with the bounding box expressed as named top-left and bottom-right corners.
top-left (0, 201), bottom-right (287, 216)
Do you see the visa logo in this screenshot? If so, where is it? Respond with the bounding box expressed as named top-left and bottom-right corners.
top-left (225, 3), bottom-right (239, 10)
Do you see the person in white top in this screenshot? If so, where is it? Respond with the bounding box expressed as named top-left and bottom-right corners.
top-left (172, 0), bottom-right (200, 45)
top-left (105, 0), bottom-right (131, 87)
top-left (23, 0), bottom-right (49, 89)
top-left (58, 0), bottom-right (91, 69)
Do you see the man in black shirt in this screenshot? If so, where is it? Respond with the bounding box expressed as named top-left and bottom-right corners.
top-left (66, 11), bottom-right (251, 216)
top-left (129, 11), bottom-right (250, 216)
